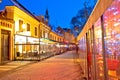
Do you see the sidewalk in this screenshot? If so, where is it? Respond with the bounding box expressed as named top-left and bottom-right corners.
top-left (0, 51), bottom-right (85, 80)
top-left (0, 61), bottom-right (35, 78)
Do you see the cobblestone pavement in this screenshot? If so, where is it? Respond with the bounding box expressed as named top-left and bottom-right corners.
top-left (0, 51), bottom-right (84, 80)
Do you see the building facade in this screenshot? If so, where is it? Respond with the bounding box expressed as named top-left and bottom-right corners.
top-left (5, 5), bottom-right (40, 60)
top-left (77, 0), bottom-right (120, 80)
top-left (64, 31), bottom-right (75, 50)
top-left (0, 0), bottom-right (74, 62)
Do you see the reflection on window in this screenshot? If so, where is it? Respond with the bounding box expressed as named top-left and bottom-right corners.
top-left (94, 18), bottom-right (104, 79)
top-left (104, 0), bottom-right (120, 79)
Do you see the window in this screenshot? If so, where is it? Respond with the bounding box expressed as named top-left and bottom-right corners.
top-left (58, 38), bottom-right (59, 42)
top-left (45, 33), bottom-right (48, 38)
top-left (19, 20), bottom-right (23, 32)
top-left (35, 27), bottom-right (37, 36)
top-left (27, 23), bottom-right (30, 31)
top-left (43, 31), bottom-right (45, 38)
top-left (51, 35), bottom-right (52, 39)
top-left (40, 29), bottom-right (42, 38)
top-left (55, 36), bottom-right (56, 41)
top-left (52, 35), bottom-right (54, 40)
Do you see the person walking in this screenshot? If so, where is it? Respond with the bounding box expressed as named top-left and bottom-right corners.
top-left (74, 44), bottom-right (79, 63)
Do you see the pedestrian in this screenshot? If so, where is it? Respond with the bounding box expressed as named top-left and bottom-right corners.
top-left (76, 44), bottom-right (79, 54)
top-left (74, 44), bottom-right (79, 63)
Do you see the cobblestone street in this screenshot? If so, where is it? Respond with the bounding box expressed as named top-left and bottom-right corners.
top-left (0, 51), bottom-right (83, 80)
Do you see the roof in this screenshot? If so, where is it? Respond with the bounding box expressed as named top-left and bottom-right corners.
top-left (0, 0), bottom-right (39, 21)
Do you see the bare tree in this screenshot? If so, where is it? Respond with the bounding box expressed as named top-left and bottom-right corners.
top-left (70, 0), bottom-right (96, 37)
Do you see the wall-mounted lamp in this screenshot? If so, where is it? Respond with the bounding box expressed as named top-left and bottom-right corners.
top-left (22, 24), bottom-right (26, 30)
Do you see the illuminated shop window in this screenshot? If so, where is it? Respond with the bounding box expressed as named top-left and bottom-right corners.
top-left (103, 0), bottom-right (120, 79)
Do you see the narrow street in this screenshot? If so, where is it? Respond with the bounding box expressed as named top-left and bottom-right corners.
top-left (0, 51), bottom-right (83, 80)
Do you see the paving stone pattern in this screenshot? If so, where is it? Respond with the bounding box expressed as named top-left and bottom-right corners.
top-left (0, 51), bottom-right (84, 80)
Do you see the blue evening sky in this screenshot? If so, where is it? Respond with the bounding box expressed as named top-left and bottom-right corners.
top-left (17, 0), bottom-right (89, 28)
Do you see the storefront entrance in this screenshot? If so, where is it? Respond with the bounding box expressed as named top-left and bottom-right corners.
top-left (1, 30), bottom-right (10, 62)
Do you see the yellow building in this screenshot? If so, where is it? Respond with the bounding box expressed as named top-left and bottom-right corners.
top-left (0, 0), bottom-right (65, 61)
top-left (0, 0), bottom-right (42, 61)
top-left (49, 31), bottom-right (67, 54)
top-left (37, 16), bottom-right (53, 56)
top-left (7, 6), bottom-right (40, 60)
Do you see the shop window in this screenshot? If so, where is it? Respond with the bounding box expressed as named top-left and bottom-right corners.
top-left (93, 18), bottom-right (104, 79)
top-left (103, 0), bottom-right (120, 79)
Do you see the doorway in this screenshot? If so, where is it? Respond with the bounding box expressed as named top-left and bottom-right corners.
top-left (1, 30), bottom-right (10, 62)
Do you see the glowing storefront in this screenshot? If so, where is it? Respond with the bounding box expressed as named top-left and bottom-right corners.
top-left (77, 0), bottom-right (120, 80)
top-left (91, 0), bottom-right (120, 79)
top-left (11, 4), bottom-right (40, 60)
top-left (0, 0), bottom-right (66, 62)
top-left (15, 35), bottom-right (40, 60)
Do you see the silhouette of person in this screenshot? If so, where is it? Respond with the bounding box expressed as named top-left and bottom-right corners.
top-left (76, 44), bottom-right (79, 54)
top-left (75, 44), bottom-right (79, 61)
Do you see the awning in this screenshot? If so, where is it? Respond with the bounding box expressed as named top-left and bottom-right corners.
top-left (40, 38), bottom-right (57, 44)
